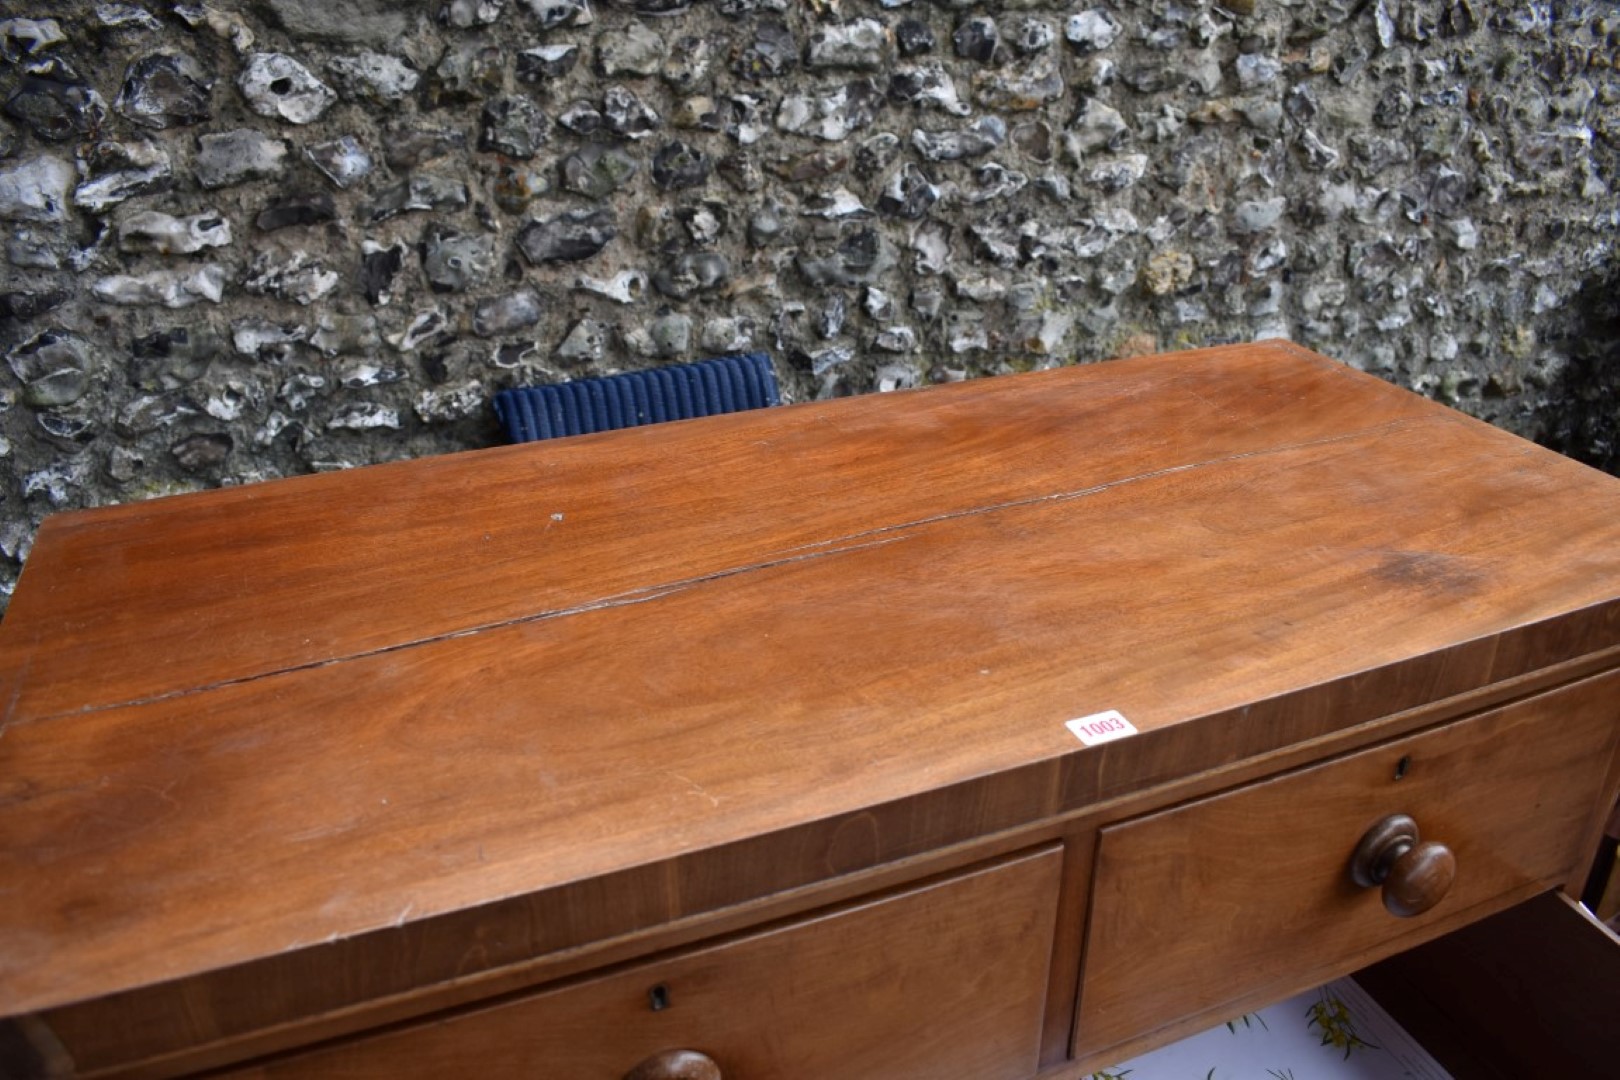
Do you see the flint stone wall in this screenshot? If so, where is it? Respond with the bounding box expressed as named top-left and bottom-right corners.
top-left (1, 0), bottom-right (1618, 604)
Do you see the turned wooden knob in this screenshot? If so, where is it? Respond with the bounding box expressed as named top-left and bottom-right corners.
top-left (1350, 813), bottom-right (1456, 918)
top-left (623, 1050), bottom-right (722, 1080)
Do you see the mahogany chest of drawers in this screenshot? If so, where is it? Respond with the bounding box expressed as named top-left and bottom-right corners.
top-left (3, 342), bottom-right (1618, 1078)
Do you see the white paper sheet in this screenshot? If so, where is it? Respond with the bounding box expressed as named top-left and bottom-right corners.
top-left (1086, 977), bottom-right (1454, 1080)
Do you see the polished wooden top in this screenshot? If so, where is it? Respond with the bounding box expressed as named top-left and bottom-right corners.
top-left (5, 341), bottom-right (1620, 1022)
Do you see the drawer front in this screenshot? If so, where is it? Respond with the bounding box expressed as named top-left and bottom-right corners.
top-left (1076, 669), bottom-right (1620, 1060)
top-left (239, 846), bottom-right (1061, 1080)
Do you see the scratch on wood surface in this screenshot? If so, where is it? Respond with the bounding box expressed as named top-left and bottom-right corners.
top-left (667, 771), bottom-right (721, 808)
top-left (140, 781), bottom-right (180, 810)
top-left (0, 653), bottom-right (31, 736)
top-left (22, 534), bottom-right (914, 726)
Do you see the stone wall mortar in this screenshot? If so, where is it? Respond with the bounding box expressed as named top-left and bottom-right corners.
top-left (1, 0), bottom-right (1617, 604)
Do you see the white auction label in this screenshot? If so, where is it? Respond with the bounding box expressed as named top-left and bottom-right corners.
top-left (1066, 709), bottom-right (1138, 747)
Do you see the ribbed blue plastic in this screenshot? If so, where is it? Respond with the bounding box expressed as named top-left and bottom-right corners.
top-left (494, 354), bottom-right (781, 443)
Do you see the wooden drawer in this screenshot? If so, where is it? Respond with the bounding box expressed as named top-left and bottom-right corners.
top-left (232, 846), bottom-right (1062, 1080)
top-left (1358, 891), bottom-right (1620, 1079)
top-left (1075, 669), bottom-right (1620, 1062)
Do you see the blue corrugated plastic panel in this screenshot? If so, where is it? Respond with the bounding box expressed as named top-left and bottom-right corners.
top-left (493, 354), bottom-right (781, 443)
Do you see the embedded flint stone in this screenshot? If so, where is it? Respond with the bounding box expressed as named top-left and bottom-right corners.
top-left (975, 59), bottom-right (1064, 110)
top-left (767, 149), bottom-right (849, 183)
top-left (646, 313), bottom-right (692, 357)
top-left (131, 327), bottom-right (216, 388)
top-left (702, 316), bottom-right (753, 353)
top-left (1231, 197), bottom-right (1288, 235)
top-left (115, 53), bottom-right (213, 129)
top-left (672, 96), bottom-right (720, 130)
top-left (964, 162), bottom-right (1027, 203)
top-left (389, 309), bottom-right (448, 352)
top-left (747, 202), bottom-right (783, 245)
top-left (806, 20), bottom-right (888, 71)
top-left (518, 45), bottom-right (579, 82)
top-left (479, 96), bottom-right (548, 158)
top-left (558, 100), bottom-right (606, 137)
top-left (561, 144), bottom-right (639, 198)
top-left (365, 176), bottom-right (470, 223)
top-left (896, 20), bottom-right (935, 57)
top-left (441, 0), bottom-right (505, 28)
top-left (725, 95), bottom-right (769, 144)
top-left (359, 241), bottom-right (408, 306)
top-left (0, 289), bottom-right (69, 321)
top-left (675, 204), bottom-right (733, 248)
top-left (652, 141), bottom-right (711, 190)
top-left (1066, 10), bottom-right (1121, 52)
top-left (608, 0), bottom-right (688, 14)
top-left (8, 330), bottom-right (95, 409)
top-left (804, 225), bottom-right (900, 289)
top-left (0, 156), bottom-right (75, 223)
top-left (422, 225), bottom-right (497, 293)
top-left (801, 189), bottom-right (873, 220)
top-left (1069, 98), bottom-right (1129, 154)
top-left (877, 163), bottom-right (939, 219)
top-left (382, 126), bottom-right (466, 172)
top-left (312, 314), bottom-right (382, 358)
top-left (661, 36), bottom-right (713, 92)
top-left (416, 384), bottom-right (486, 424)
top-left (4, 63), bottom-right (107, 142)
top-left (238, 52), bottom-right (336, 124)
top-left (524, 0), bottom-right (594, 28)
top-left (306, 136), bottom-right (374, 189)
top-left (431, 43), bottom-right (502, 106)
top-left (328, 404), bottom-right (402, 431)
top-left (325, 51), bottom-right (420, 102)
top-left (595, 23), bottom-right (665, 77)
top-left (854, 132), bottom-right (902, 179)
top-left (1010, 17), bottom-right (1056, 55)
top-left (556, 318), bottom-right (609, 363)
top-left (720, 150), bottom-right (766, 193)
top-left (194, 129), bottom-right (288, 189)
top-left (493, 162), bottom-right (551, 212)
top-left (733, 20), bottom-right (796, 80)
top-left (776, 79), bottom-right (884, 142)
top-left (118, 211), bottom-right (232, 254)
top-left (63, 132), bottom-right (147, 207)
top-left (912, 116), bottom-right (1006, 161)
top-left (1085, 153), bottom-right (1146, 193)
top-left (953, 16), bottom-right (999, 64)
top-left (0, 18), bottom-right (67, 62)
top-left (172, 433), bottom-right (233, 471)
top-left (256, 193), bottom-right (338, 232)
top-left (232, 318), bottom-right (308, 357)
top-left (243, 252), bottom-right (340, 306)
top-left (93, 266), bottom-right (228, 308)
top-left (575, 270), bottom-right (648, 304)
top-left (473, 291), bottom-right (543, 337)
top-left (518, 209), bottom-right (617, 263)
top-left (603, 86), bottom-right (661, 139)
top-left (888, 65), bottom-right (971, 115)
top-left (653, 253), bottom-right (730, 299)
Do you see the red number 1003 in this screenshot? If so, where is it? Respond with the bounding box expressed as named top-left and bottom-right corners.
top-left (1083, 717), bottom-right (1123, 737)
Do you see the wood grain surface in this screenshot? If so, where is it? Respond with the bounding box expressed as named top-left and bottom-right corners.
top-left (5, 342), bottom-right (1620, 1071)
top-left (1075, 669), bottom-right (1620, 1060)
top-left (227, 847), bottom-right (1061, 1080)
